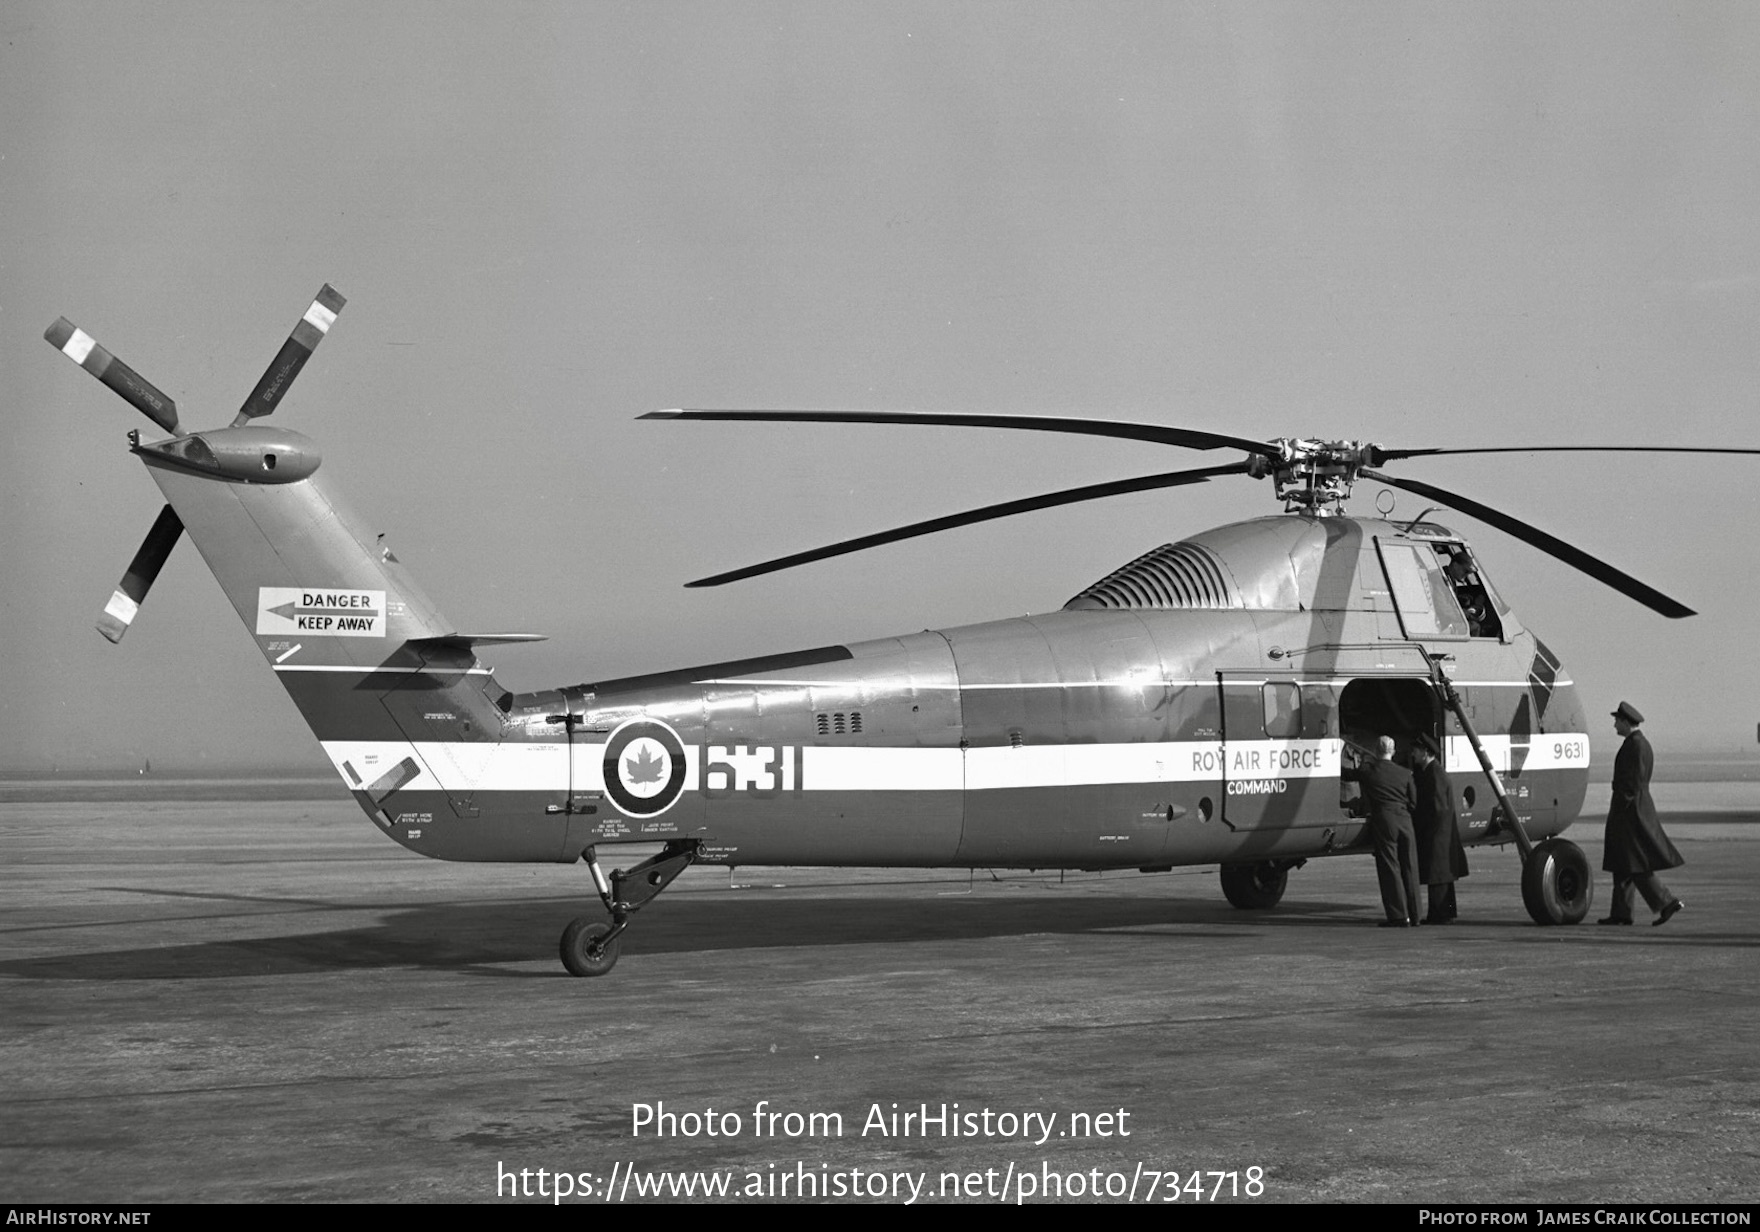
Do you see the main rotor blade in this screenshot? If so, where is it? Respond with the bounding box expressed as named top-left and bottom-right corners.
top-left (686, 462), bottom-right (1251, 587)
top-left (97, 505), bottom-right (185, 643)
top-left (1375, 444), bottom-right (1760, 463)
top-left (233, 283), bottom-right (347, 424)
top-left (1360, 468), bottom-right (1694, 618)
top-left (644, 409), bottom-right (1273, 457)
top-left (44, 318), bottom-right (179, 433)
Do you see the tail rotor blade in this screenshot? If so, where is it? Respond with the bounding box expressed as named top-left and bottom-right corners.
top-left (1361, 468), bottom-right (1694, 618)
top-left (97, 505), bottom-right (185, 643)
top-left (233, 284), bottom-right (347, 424)
top-left (44, 318), bottom-right (179, 433)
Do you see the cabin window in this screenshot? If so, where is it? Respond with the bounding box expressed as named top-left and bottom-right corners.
top-left (1262, 682), bottom-right (1303, 739)
top-left (1377, 541), bottom-right (1471, 638)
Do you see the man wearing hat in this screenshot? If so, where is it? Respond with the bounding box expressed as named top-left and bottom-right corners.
top-left (1601, 701), bottom-right (1685, 926)
top-left (1410, 733), bottom-right (1469, 923)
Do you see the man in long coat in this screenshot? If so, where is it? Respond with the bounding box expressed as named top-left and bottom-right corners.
top-left (1600, 701), bottom-right (1684, 926)
top-left (1410, 733), bottom-right (1469, 924)
top-left (1342, 735), bottom-right (1422, 927)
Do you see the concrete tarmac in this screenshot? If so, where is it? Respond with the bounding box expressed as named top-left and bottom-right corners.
top-left (2, 783), bottom-right (1757, 1204)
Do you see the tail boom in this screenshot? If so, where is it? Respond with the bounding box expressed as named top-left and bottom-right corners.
top-left (138, 440), bottom-right (583, 860)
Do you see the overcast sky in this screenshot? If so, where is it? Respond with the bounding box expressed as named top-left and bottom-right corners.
top-left (4, 2), bottom-right (1758, 772)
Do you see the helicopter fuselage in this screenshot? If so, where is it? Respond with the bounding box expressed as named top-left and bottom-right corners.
top-left (317, 513), bottom-right (1589, 869)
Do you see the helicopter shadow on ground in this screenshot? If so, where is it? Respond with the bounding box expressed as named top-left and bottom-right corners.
top-left (0, 889), bottom-right (1384, 982)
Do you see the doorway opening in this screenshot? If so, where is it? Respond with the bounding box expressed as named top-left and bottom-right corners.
top-left (1339, 677), bottom-right (1439, 763)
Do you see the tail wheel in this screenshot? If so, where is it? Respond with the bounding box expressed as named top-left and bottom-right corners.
top-left (1521, 838), bottom-right (1592, 925)
top-left (1220, 861), bottom-right (1289, 910)
top-left (560, 918), bottom-right (620, 976)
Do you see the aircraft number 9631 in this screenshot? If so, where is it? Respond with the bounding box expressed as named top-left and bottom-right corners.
top-left (1552, 740), bottom-right (1586, 761)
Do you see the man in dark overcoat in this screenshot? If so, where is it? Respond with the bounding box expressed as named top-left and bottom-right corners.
top-left (1410, 733), bottom-right (1469, 924)
top-left (1342, 735), bottom-right (1422, 926)
top-left (1600, 701), bottom-right (1684, 926)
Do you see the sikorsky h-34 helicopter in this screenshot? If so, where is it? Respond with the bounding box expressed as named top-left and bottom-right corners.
top-left (49, 285), bottom-right (1752, 976)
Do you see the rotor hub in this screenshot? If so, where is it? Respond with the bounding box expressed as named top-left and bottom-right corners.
top-left (1254, 438), bottom-right (1379, 515)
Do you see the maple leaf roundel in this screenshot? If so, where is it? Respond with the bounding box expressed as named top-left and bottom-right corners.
top-left (602, 717), bottom-right (689, 818)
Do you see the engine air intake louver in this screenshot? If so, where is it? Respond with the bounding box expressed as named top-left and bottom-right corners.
top-left (1064, 541), bottom-right (1239, 610)
top-left (816, 711), bottom-right (863, 737)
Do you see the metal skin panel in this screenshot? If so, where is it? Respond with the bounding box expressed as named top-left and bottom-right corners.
top-left (564, 687), bottom-right (709, 853)
top-left (1136, 515), bottom-right (1370, 613)
top-left (370, 791), bottom-right (574, 862)
top-left (142, 442), bottom-right (1592, 873)
top-left (142, 457), bottom-right (454, 665)
top-left (688, 632), bottom-right (965, 865)
top-left (1187, 516), bottom-right (1323, 611)
top-left (950, 610), bottom-right (1234, 865)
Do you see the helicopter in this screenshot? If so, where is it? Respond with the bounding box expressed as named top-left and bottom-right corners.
top-left (47, 284), bottom-right (1754, 976)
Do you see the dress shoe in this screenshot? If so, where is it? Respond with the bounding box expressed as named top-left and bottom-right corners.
top-left (1378, 920), bottom-right (1411, 928)
top-left (1653, 900), bottom-right (1684, 927)
top-left (1597, 917), bottom-right (1632, 926)
top-left (1424, 916), bottom-right (1453, 925)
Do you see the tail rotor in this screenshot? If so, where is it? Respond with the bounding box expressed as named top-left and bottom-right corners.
top-left (47, 284), bottom-right (346, 641)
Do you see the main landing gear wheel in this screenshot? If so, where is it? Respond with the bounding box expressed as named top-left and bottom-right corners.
top-left (1220, 861), bottom-right (1289, 910)
top-left (560, 918), bottom-right (620, 977)
top-left (1521, 837), bottom-right (1592, 925)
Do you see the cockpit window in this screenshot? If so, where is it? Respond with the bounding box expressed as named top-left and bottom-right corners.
top-left (1431, 543), bottom-right (1502, 639)
top-left (1377, 541), bottom-right (1471, 638)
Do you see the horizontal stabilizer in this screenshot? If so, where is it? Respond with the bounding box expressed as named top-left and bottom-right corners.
top-left (408, 633), bottom-right (549, 650)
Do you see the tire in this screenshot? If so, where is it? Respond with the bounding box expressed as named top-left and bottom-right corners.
top-left (1220, 861), bottom-right (1289, 910)
top-left (560, 918), bottom-right (620, 976)
top-left (1521, 838), bottom-right (1592, 925)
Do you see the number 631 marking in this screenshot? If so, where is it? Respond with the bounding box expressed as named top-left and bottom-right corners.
top-left (703, 744), bottom-right (805, 798)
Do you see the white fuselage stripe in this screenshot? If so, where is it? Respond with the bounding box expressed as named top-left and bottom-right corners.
top-left (319, 733), bottom-right (1590, 797)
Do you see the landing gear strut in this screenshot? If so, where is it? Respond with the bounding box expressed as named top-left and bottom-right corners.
top-left (560, 840), bottom-right (698, 976)
top-left (1428, 665), bottom-right (1591, 926)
